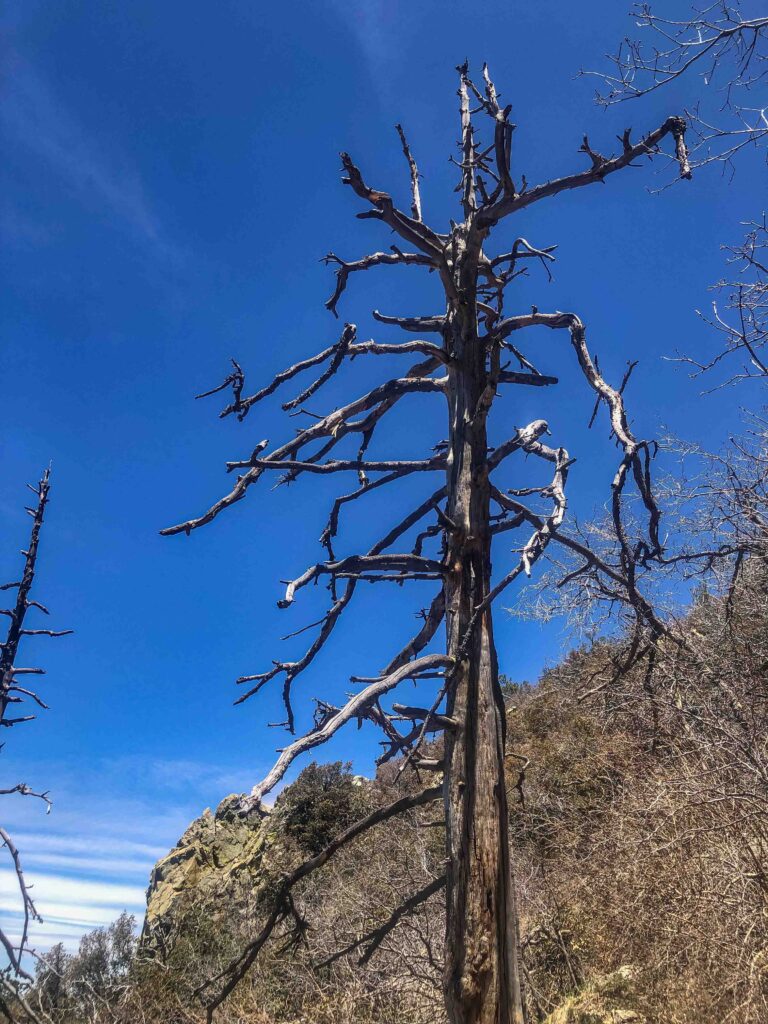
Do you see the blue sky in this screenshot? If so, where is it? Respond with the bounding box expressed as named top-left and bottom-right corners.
top-left (1, 1), bottom-right (764, 952)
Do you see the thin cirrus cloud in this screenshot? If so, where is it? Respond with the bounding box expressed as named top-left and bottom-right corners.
top-left (9, 833), bottom-right (168, 862)
top-left (1, 53), bottom-right (179, 260)
top-left (0, 870), bottom-right (147, 949)
top-left (325, 0), bottom-right (401, 107)
top-left (0, 755), bottom-right (258, 953)
top-left (0, 818), bottom-right (170, 953)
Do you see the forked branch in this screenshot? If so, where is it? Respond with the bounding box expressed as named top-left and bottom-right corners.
top-left (243, 653), bottom-right (451, 809)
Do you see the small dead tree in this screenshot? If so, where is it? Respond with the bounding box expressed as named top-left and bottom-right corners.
top-left (684, 216), bottom-right (768, 387)
top-left (0, 469), bottom-right (71, 1021)
top-left (162, 65), bottom-right (692, 1024)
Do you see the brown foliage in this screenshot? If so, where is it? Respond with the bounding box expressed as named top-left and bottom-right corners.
top-left (512, 559), bottom-right (768, 1022)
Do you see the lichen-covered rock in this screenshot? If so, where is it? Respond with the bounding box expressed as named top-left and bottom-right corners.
top-left (544, 966), bottom-right (649, 1024)
top-left (142, 792), bottom-right (273, 948)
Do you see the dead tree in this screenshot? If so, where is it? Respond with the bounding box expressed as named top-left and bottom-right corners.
top-left (0, 469), bottom-right (71, 1022)
top-left (162, 65), bottom-right (692, 1024)
top-left (680, 215), bottom-right (768, 388)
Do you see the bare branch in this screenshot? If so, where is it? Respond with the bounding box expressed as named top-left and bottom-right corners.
top-left (340, 152), bottom-right (445, 258)
top-left (242, 654), bottom-right (451, 808)
top-left (372, 310), bottom-right (446, 333)
top-left (217, 337), bottom-right (345, 420)
top-left (348, 338), bottom-right (448, 364)
top-left (589, 10), bottom-right (768, 106)
top-left (459, 443), bottom-right (571, 654)
top-left (277, 554), bottom-right (446, 608)
top-left (395, 123), bottom-right (423, 222)
top-left (480, 114), bottom-right (692, 227)
top-left (0, 826), bottom-right (40, 982)
top-left (316, 874), bottom-right (446, 968)
top-left (161, 372), bottom-right (446, 537)
top-left (457, 62), bottom-right (477, 216)
top-left (323, 252), bottom-right (431, 318)
top-left (282, 322), bottom-right (357, 409)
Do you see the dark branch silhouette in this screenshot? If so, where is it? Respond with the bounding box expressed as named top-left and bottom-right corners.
top-left (0, 469), bottom-right (70, 1021)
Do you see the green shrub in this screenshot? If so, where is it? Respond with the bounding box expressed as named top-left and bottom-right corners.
top-left (276, 761), bottom-right (368, 855)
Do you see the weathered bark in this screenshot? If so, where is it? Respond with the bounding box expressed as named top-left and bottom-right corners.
top-left (441, 228), bottom-right (524, 1024)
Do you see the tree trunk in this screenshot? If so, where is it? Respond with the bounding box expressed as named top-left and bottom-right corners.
top-left (442, 282), bottom-right (525, 1024)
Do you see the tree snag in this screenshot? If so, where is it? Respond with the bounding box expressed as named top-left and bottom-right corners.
top-left (163, 64), bottom-right (692, 1023)
top-left (0, 469), bottom-right (71, 1022)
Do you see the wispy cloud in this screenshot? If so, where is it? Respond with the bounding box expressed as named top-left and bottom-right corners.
top-left (11, 833), bottom-right (167, 861)
top-left (0, 754), bottom-right (259, 952)
top-left (17, 852), bottom-right (158, 877)
top-left (325, 0), bottom-right (402, 109)
top-left (1, 51), bottom-right (179, 260)
top-left (0, 871), bottom-right (146, 914)
top-left (0, 870), bottom-right (146, 949)
top-left (0, 818), bottom-right (169, 952)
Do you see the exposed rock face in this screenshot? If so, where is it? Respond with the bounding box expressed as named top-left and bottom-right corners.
top-left (544, 967), bottom-right (649, 1024)
top-left (142, 793), bottom-right (273, 949)
top-left (141, 764), bottom-right (374, 958)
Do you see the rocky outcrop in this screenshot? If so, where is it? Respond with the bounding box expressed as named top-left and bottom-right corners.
top-left (140, 764), bottom-right (375, 956)
top-left (142, 793), bottom-right (273, 948)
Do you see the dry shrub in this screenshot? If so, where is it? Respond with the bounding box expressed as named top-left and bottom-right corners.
top-left (513, 558), bottom-right (768, 1023)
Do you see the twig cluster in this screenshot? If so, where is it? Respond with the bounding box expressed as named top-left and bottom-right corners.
top-left (586, 3), bottom-right (768, 176)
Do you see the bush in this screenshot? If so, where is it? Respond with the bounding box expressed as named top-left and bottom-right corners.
top-left (276, 761), bottom-right (368, 855)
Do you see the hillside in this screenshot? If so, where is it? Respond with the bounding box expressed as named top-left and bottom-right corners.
top-left (27, 557), bottom-right (768, 1024)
